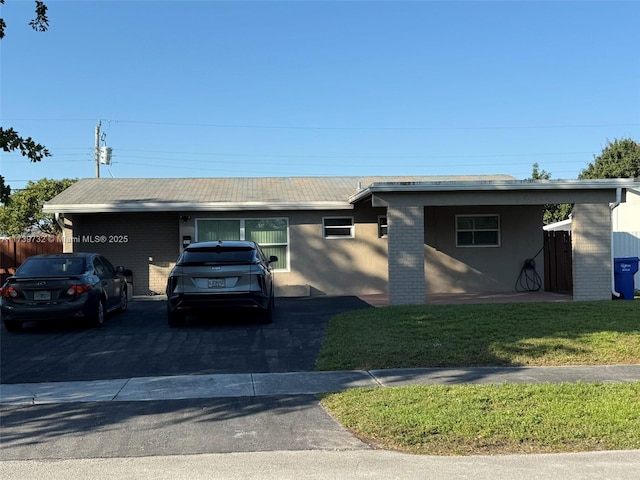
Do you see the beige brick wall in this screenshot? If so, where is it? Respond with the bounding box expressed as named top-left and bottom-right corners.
top-left (572, 203), bottom-right (612, 301)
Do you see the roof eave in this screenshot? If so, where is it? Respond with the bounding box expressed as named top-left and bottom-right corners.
top-left (42, 201), bottom-right (354, 214)
top-left (348, 179), bottom-right (640, 203)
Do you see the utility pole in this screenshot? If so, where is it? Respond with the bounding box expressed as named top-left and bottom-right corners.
top-left (95, 120), bottom-right (101, 178)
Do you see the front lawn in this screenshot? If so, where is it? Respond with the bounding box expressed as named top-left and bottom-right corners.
top-left (317, 301), bottom-right (640, 455)
top-left (316, 301), bottom-right (640, 370)
top-left (321, 382), bottom-right (640, 455)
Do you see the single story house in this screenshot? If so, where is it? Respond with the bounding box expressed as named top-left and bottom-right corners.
top-left (42, 175), bottom-right (640, 305)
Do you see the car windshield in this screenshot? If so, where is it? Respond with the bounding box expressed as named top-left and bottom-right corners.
top-left (178, 247), bottom-right (255, 265)
top-left (16, 257), bottom-right (87, 276)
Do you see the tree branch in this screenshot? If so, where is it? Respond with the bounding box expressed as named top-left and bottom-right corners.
top-left (29, 1), bottom-right (49, 33)
top-left (0, 127), bottom-right (51, 162)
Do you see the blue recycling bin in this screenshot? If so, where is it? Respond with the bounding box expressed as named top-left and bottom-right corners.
top-left (614, 257), bottom-right (639, 300)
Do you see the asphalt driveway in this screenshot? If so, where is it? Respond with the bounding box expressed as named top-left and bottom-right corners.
top-left (0, 296), bottom-right (372, 384)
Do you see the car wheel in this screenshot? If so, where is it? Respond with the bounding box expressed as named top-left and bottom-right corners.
top-left (3, 319), bottom-right (22, 332)
top-left (92, 300), bottom-right (105, 328)
top-left (167, 307), bottom-right (186, 328)
top-left (119, 286), bottom-right (128, 312)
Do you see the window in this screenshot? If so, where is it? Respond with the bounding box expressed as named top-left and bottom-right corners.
top-left (323, 217), bottom-right (354, 238)
top-left (99, 256), bottom-right (116, 274)
top-left (196, 218), bottom-right (289, 270)
top-left (378, 216), bottom-right (388, 238)
top-left (245, 219), bottom-right (288, 269)
top-left (93, 258), bottom-right (106, 276)
top-left (196, 219), bottom-right (241, 241)
top-left (180, 247), bottom-right (255, 265)
top-left (456, 214), bottom-right (500, 247)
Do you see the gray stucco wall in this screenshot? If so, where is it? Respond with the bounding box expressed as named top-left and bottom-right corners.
top-left (285, 207), bottom-right (389, 296)
top-left (425, 205), bottom-right (544, 293)
top-left (65, 203), bottom-right (544, 298)
top-left (176, 203), bottom-right (389, 297)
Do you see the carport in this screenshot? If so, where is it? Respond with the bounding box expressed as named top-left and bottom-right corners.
top-left (350, 179), bottom-right (640, 305)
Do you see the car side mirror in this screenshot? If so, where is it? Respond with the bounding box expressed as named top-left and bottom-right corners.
top-left (269, 256), bottom-right (278, 263)
top-left (117, 266), bottom-right (133, 281)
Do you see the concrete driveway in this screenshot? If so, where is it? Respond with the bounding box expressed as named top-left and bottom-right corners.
top-left (0, 296), bottom-right (372, 384)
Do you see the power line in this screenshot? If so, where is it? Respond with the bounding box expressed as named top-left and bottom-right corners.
top-left (4, 117), bottom-right (639, 131)
top-left (114, 159), bottom-right (588, 170)
top-left (1, 148), bottom-right (597, 161)
top-left (111, 149), bottom-right (596, 160)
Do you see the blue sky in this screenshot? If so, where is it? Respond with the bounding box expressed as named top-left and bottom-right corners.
top-left (1, 0), bottom-right (639, 190)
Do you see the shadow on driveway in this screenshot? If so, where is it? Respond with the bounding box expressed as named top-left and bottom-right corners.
top-left (0, 296), bottom-right (372, 384)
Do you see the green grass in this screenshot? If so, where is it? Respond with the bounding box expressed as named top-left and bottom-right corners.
top-left (317, 301), bottom-right (640, 455)
top-left (316, 301), bottom-right (640, 370)
top-left (321, 382), bottom-right (640, 455)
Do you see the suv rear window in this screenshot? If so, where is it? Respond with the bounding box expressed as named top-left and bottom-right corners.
top-left (178, 247), bottom-right (255, 265)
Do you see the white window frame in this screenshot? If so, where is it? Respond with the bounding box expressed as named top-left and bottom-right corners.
top-left (455, 214), bottom-right (501, 247)
top-left (323, 216), bottom-right (355, 239)
top-left (195, 217), bottom-right (290, 271)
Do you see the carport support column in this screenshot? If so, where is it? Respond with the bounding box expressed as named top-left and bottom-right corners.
top-left (572, 203), bottom-right (612, 301)
top-left (387, 204), bottom-right (425, 305)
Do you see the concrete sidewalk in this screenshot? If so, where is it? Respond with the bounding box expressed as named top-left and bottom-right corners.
top-left (2, 364), bottom-right (639, 405)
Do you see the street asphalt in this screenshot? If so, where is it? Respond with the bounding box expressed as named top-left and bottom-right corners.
top-left (1, 296), bottom-right (639, 479)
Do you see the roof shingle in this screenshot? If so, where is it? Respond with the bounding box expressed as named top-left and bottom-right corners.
top-left (43, 175), bottom-right (516, 213)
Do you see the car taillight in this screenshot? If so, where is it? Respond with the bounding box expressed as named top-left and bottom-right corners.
top-left (67, 284), bottom-right (92, 296)
top-left (0, 286), bottom-right (18, 298)
top-left (168, 276), bottom-right (179, 294)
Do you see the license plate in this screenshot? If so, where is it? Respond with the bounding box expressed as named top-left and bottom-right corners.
top-left (208, 278), bottom-right (225, 288)
top-left (34, 290), bottom-right (51, 301)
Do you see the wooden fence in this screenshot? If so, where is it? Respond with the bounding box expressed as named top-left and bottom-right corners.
top-left (543, 230), bottom-right (573, 293)
top-left (0, 236), bottom-right (63, 285)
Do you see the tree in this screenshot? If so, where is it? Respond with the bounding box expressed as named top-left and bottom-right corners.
top-left (0, 176), bottom-right (10, 205)
top-left (0, 1), bottom-right (51, 192)
top-left (0, 178), bottom-right (77, 236)
top-left (0, 0), bottom-right (49, 39)
top-left (528, 163), bottom-right (572, 224)
top-left (530, 162), bottom-right (550, 181)
top-left (579, 138), bottom-right (640, 179)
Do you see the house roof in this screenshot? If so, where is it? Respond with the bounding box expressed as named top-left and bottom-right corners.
top-left (42, 175), bottom-right (516, 213)
top-left (348, 178), bottom-right (640, 203)
top-left (543, 218), bottom-right (572, 231)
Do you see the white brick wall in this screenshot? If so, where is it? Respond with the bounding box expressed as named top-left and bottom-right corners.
top-left (572, 203), bottom-right (612, 301)
top-left (387, 204), bottom-right (425, 305)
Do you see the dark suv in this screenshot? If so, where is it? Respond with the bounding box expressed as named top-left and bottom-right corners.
top-left (166, 241), bottom-right (278, 327)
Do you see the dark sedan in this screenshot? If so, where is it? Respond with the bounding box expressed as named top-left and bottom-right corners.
top-left (0, 252), bottom-right (130, 331)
